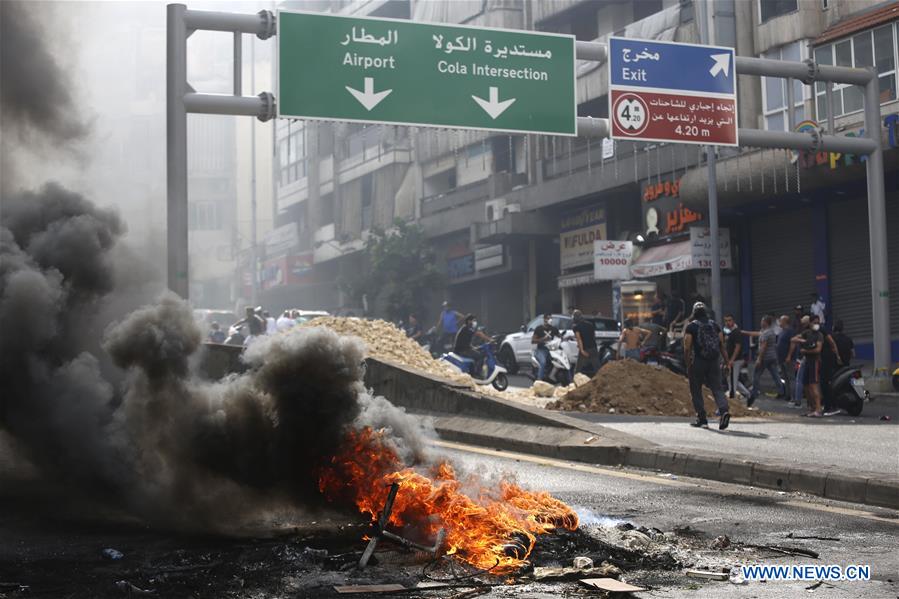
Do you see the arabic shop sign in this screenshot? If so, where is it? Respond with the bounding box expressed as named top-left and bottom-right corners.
top-left (277, 11), bottom-right (577, 135)
top-left (642, 177), bottom-right (681, 202)
top-left (644, 197), bottom-right (704, 237)
top-left (793, 117), bottom-right (899, 170)
top-left (690, 227), bottom-right (731, 270)
top-left (593, 240), bottom-right (633, 281)
top-left (561, 206), bottom-right (607, 270)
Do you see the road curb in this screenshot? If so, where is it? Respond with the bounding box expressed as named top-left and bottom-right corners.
top-left (434, 423), bottom-right (899, 511)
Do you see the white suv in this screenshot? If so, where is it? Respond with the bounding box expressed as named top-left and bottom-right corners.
top-left (498, 314), bottom-right (620, 374)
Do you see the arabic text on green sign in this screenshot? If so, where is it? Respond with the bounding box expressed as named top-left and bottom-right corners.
top-left (277, 11), bottom-right (576, 135)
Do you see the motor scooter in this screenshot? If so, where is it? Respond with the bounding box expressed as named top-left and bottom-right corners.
top-left (441, 341), bottom-right (509, 391)
top-left (829, 364), bottom-right (870, 416)
top-left (639, 342), bottom-right (686, 376)
top-left (530, 335), bottom-right (572, 386)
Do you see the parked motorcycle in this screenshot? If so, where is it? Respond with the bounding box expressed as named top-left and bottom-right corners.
top-left (530, 335), bottom-right (572, 386)
top-left (639, 341), bottom-right (686, 376)
top-left (441, 342), bottom-right (509, 391)
top-left (893, 366), bottom-right (899, 392)
top-left (829, 364), bottom-right (870, 417)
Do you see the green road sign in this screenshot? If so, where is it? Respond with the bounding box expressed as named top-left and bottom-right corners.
top-left (277, 11), bottom-right (576, 136)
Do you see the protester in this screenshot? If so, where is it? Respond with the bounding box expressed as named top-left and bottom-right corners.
top-left (405, 313), bottom-right (423, 342)
top-left (207, 322), bottom-right (226, 344)
top-left (650, 292), bottom-right (667, 327)
top-left (831, 320), bottom-right (855, 367)
top-left (776, 315), bottom-right (796, 403)
top-left (723, 314), bottom-right (750, 400)
top-left (532, 313), bottom-right (560, 381)
top-left (435, 301), bottom-right (464, 353)
top-left (810, 293), bottom-right (827, 327)
top-left (572, 309), bottom-right (600, 377)
top-left (791, 316), bottom-right (810, 407)
top-left (793, 305), bottom-right (805, 329)
top-left (792, 315), bottom-right (824, 417)
top-left (683, 302), bottom-right (730, 430)
top-left (224, 325), bottom-right (245, 346)
top-left (819, 316), bottom-right (843, 416)
top-left (263, 310), bottom-right (277, 335)
top-left (666, 290), bottom-right (686, 329)
top-left (618, 319), bottom-right (649, 360)
top-left (276, 310), bottom-right (294, 332)
top-left (234, 306), bottom-right (266, 344)
top-left (747, 315), bottom-right (785, 406)
top-left (454, 313), bottom-right (491, 377)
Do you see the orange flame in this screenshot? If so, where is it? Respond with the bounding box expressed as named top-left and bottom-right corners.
top-left (318, 427), bottom-right (578, 572)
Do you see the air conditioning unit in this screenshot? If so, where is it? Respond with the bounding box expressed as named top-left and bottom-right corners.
top-left (485, 198), bottom-right (506, 222)
top-left (503, 203), bottom-right (521, 216)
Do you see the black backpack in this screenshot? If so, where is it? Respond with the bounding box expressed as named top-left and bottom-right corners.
top-left (695, 321), bottom-right (720, 360)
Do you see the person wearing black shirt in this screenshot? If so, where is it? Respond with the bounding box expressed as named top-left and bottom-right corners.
top-left (532, 313), bottom-right (560, 381)
top-left (831, 320), bottom-right (855, 367)
top-left (572, 310), bottom-right (599, 376)
top-left (454, 314), bottom-right (491, 377)
top-left (651, 292), bottom-right (667, 327)
top-left (405, 313), bottom-right (423, 343)
top-left (683, 302), bottom-right (730, 430)
top-left (666, 291), bottom-right (686, 329)
top-left (791, 315), bottom-right (824, 417)
top-left (234, 306), bottom-right (266, 341)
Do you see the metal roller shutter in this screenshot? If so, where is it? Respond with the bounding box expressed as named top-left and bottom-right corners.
top-left (574, 282), bottom-right (613, 317)
top-left (829, 194), bottom-right (899, 340)
top-left (751, 207), bottom-right (814, 325)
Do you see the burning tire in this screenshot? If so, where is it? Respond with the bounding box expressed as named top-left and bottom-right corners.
top-left (492, 372), bottom-right (509, 391)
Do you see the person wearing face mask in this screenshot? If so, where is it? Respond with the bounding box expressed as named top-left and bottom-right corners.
top-left (791, 314), bottom-right (824, 417)
top-left (454, 314), bottom-right (492, 377)
top-left (532, 313), bottom-right (560, 382)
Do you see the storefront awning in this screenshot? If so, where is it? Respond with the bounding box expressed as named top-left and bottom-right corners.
top-left (629, 240), bottom-right (693, 278)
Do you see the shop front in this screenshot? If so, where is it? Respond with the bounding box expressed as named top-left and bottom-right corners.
top-left (557, 204), bottom-right (612, 316)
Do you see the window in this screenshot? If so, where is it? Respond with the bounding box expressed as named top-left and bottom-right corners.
top-left (759, 0), bottom-right (797, 23)
top-left (761, 41), bottom-right (808, 131)
top-left (279, 126), bottom-right (306, 187)
top-left (814, 24), bottom-right (897, 119)
top-left (188, 200), bottom-right (222, 231)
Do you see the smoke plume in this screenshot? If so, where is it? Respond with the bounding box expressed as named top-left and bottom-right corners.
top-left (0, 0), bottom-right (429, 529)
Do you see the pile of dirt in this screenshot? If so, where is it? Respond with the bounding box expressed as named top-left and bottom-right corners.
top-left (298, 317), bottom-right (591, 403)
top-left (546, 360), bottom-right (754, 417)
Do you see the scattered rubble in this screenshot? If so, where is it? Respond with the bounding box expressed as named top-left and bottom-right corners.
top-left (547, 360), bottom-right (756, 417)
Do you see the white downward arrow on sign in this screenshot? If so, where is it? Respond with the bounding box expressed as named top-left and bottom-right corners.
top-left (471, 87), bottom-right (516, 119)
top-left (709, 53), bottom-right (731, 78)
top-left (346, 77), bottom-right (392, 111)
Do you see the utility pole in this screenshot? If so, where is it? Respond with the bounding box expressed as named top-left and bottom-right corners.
top-left (250, 36), bottom-right (259, 306)
top-left (697, 0), bottom-right (722, 321)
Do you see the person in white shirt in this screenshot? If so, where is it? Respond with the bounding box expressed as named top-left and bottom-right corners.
top-left (262, 310), bottom-right (277, 335)
top-left (810, 293), bottom-right (826, 327)
top-left (276, 310), bottom-right (294, 332)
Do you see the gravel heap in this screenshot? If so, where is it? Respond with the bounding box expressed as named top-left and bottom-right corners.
top-left (546, 359), bottom-right (754, 417)
top-left (298, 317), bottom-right (592, 403)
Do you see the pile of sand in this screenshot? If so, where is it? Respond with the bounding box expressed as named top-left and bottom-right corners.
top-left (298, 316), bottom-right (472, 386)
top-left (546, 359), bottom-right (754, 417)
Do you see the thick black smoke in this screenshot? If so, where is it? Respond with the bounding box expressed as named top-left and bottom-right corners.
top-left (0, 1), bottom-right (89, 144)
top-left (0, 0), bottom-right (428, 529)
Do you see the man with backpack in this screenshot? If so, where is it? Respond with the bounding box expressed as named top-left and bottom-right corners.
top-left (683, 302), bottom-right (730, 430)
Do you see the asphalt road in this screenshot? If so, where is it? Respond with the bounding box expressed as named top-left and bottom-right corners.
top-left (434, 440), bottom-right (899, 598)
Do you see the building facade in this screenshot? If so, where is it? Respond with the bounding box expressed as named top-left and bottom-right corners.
top-left (265, 0), bottom-right (897, 359)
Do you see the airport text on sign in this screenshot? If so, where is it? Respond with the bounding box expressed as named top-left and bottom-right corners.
top-left (277, 11), bottom-right (576, 135)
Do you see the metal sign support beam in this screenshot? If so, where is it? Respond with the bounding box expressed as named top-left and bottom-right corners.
top-left (166, 4), bottom-right (274, 300)
top-left (166, 6), bottom-right (889, 381)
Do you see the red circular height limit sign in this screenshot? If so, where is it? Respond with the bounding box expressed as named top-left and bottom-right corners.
top-left (613, 93), bottom-right (649, 136)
